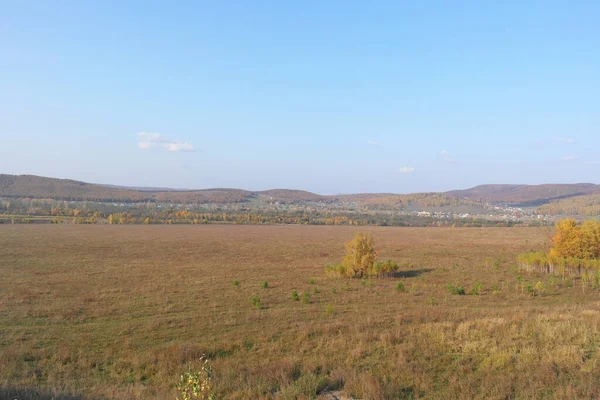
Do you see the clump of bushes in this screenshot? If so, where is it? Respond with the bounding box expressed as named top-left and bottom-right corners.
top-left (519, 219), bottom-right (600, 281)
top-left (446, 284), bottom-right (466, 295)
top-left (324, 233), bottom-right (400, 278)
top-left (250, 295), bottom-right (262, 309)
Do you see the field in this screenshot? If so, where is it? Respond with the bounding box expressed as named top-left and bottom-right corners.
top-left (2, 225), bottom-right (600, 399)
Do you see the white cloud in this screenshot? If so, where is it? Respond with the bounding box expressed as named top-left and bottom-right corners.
top-left (367, 140), bottom-right (380, 146)
top-left (554, 137), bottom-right (575, 144)
top-left (562, 156), bottom-right (577, 161)
top-left (398, 167), bottom-right (416, 173)
top-left (439, 150), bottom-right (457, 163)
top-left (136, 132), bottom-right (195, 152)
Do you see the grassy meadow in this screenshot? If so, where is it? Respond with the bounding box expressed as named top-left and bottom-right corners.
top-left (2, 225), bottom-right (600, 399)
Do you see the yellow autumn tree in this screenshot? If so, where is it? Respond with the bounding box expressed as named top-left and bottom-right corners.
top-left (549, 218), bottom-right (600, 259)
top-left (549, 218), bottom-right (583, 259)
top-left (341, 232), bottom-right (377, 278)
top-left (580, 220), bottom-right (600, 259)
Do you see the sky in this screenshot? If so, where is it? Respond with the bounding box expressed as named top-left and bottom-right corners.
top-left (1, 1), bottom-right (599, 194)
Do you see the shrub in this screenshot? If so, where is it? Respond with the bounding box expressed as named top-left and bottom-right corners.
top-left (426, 297), bottom-right (437, 305)
top-left (301, 292), bottom-right (312, 304)
top-left (395, 282), bottom-right (405, 292)
top-left (250, 295), bottom-right (262, 309)
top-left (312, 286), bottom-right (320, 294)
top-left (307, 278), bottom-right (316, 285)
top-left (470, 282), bottom-right (483, 296)
top-left (260, 281), bottom-right (269, 289)
top-left (176, 356), bottom-right (216, 400)
top-left (232, 280), bottom-right (240, 287)
top-left (446, 284), bottom-right (465, 295)
top-left (373, 260), bottom-right (399, 277)
top-left (330, 287), bottom-right (337, 294)
top-left (533, 281), bottom-right (546, 296)
top-left (325, 304), bottom-right (334, 315)
top-left (291, 290), bottom-right (299, 301)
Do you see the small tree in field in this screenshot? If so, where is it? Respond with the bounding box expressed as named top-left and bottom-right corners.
top-left (325, 233), bottom-right (399, 278)
top-left (341, 232), bottom-right (377, 278)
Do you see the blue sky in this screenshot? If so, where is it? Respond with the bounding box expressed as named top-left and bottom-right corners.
top-left (1, 1), bottom-right (599, 194)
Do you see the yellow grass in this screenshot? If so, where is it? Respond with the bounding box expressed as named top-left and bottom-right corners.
top-left (2, 225), bottom-right (600, 399)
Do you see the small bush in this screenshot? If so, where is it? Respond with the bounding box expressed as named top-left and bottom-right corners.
top-left (232, 280), bottom-right (240, 287)
top-left (426, 297), bottom-right (437, 305)
top-left (533, 281), bottom-right (546, 296)
top-left (176, 357), bottom-right (216, 400)
top-left (260, 281), bottom-right (269, 289)
top-left (470, 282), bottom-right (483, 296)
top-left (307, 278), bottom-right (316, 285)
top-left (250, 295), bottom-right (262, 309)
top-left (325, 304), bottom-right (334, 315)
top-left (395, 282), bottom-right (405, 292)
top-left (313, 286), bottom-right (320, 294)
top-left (330, 287), bottom-right (337, 294)
top-left (446, 284), bottom-right (465, 295)
top-left (301, 292), bottom-right (312, 304)
top-left (291, 290), bottom-right (299, 301)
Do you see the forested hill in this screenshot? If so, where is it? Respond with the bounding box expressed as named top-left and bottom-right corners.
top-left (3, 174), bottom-right (600, 212)
top-left (0, 174), bottom-right (322, 204)
top-left (447, 183), bottom-right (600, 206)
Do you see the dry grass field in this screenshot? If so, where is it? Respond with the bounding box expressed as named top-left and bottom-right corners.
top-left (2, 225), bottom-right (600, 399)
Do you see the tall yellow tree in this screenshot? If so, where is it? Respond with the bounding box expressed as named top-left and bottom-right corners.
top-left (342, 232), bottom-right (377, 278)
top-left (580, 220), bottom-right (600, 259)
top-left (549, 218), bottom-right (583, 258)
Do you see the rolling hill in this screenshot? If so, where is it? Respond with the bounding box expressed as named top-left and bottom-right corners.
top-left (0, 174), bottom-right (325, 204)
top-left (447, 184), bottom-right (600, 206)
top-left (3, 174), bottom-right (600, 211)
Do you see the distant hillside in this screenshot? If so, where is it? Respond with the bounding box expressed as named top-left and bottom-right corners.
top-left (447, 184), bottom-right (600, 206)
top-left (537, 194), bottom-right (600, 216)
top-left (0, 174), bottom-right (151, 202)
top-left (0, 174), bottom-right (254, 203)
top-left (258, 189), bottom-right (326, 203)
top-left (0, 174), bottom-right (327, 204)
top-left (4, 174), bottom-right (600, 210)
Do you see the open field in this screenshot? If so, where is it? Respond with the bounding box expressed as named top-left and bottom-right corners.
top-left (2, 225), bottom-right (600, 399)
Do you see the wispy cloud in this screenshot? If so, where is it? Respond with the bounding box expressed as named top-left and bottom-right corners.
top-left (562, 156), bottom-right (577, 161)
top-left (136, 132), bottom-right (195, 152)
top-left (398, 167), bottom-right (416, 173)
top-left (439, 150), bottom-right (458, 163)
top-left (554, 137), bottom-right (576, 144)
top-left (367, 140), bottom-right (380, 146)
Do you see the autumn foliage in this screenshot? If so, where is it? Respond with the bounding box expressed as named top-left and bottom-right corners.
top-left (325, 233), bottom-right (399, 278)
top-left (519, 218), bottom-right (600, 277)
